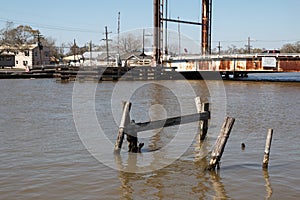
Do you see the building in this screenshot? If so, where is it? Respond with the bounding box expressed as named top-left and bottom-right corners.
top-left (63, 54), bottom-right (84, 66)
top-left (0, 51), bottom-right (15, 68)
top-left (82, 51), bottom-right (119, 66)
top-left (0, 44), bottom-right (50, 70)
top-left (122, 52), bottom-right (152, 67)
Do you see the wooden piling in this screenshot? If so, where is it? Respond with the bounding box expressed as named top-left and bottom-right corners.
top-left (262, 129), bottom-right (273, 169)
top-left (195, 97), bottom-right (210, 141)
top-left (114, 101), bottom-right (132, 153)
top-left (207, 117), bottom-right (235, 171)
top-left (126, 120), bottom-right (139, 153)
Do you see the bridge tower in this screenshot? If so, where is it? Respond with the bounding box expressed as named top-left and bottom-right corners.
top-left (201, 0), bottom-right (212, 55)
top-left (153, 0), bottom-right (212, 65)
top-left (153, 0), bottom-right (163, 66)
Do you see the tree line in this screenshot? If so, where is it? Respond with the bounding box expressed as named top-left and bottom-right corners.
top-left (211, 42), bottom-right (300, 55)
top-left (1, 22), bottom-right (300, 59)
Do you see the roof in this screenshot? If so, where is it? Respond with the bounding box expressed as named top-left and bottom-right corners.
top-left (0, 51), bottom-right (15, 56)
top-left (63, 54), bottom-right (84, 61)
top-left (82, 51), bottom-right (118, 60)
top-left (0, 43), bottom-right (41, 51)
top-left (122, 51), bottom-right (152, 60)
top-left (82, 51), bottom-right (105, 59)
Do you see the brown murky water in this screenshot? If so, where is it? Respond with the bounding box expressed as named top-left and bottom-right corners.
top-left (0, 76), bottom-right (299, 199)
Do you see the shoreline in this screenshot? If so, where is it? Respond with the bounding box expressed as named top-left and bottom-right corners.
top-left (0, 68), bottom-right (299, 82)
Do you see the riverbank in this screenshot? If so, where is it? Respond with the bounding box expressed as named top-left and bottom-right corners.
top-left (231, 72), bottom-right (300, 82)
top-left (0, 67), bottom-right (55, 79)
top-left (1, 67), bottom-right (299, 82)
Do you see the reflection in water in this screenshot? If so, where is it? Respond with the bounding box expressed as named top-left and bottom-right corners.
top-left (194, 137), bottom-right (212, 163)
top-left (115, 154), bottom-right (137, 199)
top-left (192, 157), bottom-right (229, 199)
top-left (192, 155), bottom-right (210, 199)
top-left (194, 135), bottom-right (229, 199)
top-left (209, 171), bottom-right (229, 200)
top-left (263, 169), bottom-right (273, 200)
top-left (144, 171), bottom-right (165, 200)
top-left (115, 152), bottom-right (166, 199)
top-left (119, 171), bottom-right (134, 200)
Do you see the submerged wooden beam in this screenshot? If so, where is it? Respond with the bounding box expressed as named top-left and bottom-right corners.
top-left (207, 117), bottom-right (235, 171)
top-left (126, 112), bottom-right (210, 133)
top-left (262, 129), bottom-right (274, 169)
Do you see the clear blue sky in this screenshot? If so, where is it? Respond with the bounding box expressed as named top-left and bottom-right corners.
top-left (0, 0), bottom-right (299, 51)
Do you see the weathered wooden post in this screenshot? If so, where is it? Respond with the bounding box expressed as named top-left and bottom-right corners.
top-left (195, 97), bottom-right (210, 141)
top-left (262, 129), bottom-right (273, 169)
top-left (114, 101), bottom-right (132, 153)
top-left (207, 117), bottom-right (235, 171)
top-left (126, 120), bottom-right (144, 153)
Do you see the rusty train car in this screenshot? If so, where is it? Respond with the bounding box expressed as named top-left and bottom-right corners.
top-left (165, 53), bottom-right (300, 78)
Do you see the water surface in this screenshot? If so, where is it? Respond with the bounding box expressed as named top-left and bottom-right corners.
top-left (0, 78), bottom-right (299, 199)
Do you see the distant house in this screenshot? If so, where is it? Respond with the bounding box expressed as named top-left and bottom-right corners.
top-left (82, 51), bottom-right (104, 66)
top-left (81, 51), bottom-right (152, 67)
top-left (63, 54), bottom-right (84, 66)
top-left (82, 51), bottom-right (119, 66)
top-left (0, 44), bottom-right (51, 69)
top-left (0, 51), bottom-right (15, 68)
top-left (122, 52), bottom-right (152, 67)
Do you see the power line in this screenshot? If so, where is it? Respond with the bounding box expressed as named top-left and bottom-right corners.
top-left (0, 18), bottom-right (100, 33)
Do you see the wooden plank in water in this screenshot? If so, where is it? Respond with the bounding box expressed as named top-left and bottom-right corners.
top-left (126, 112), bottom-right (210, 133)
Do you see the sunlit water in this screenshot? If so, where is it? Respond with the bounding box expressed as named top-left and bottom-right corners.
top-left (0, 75), bottom-right (299, 199)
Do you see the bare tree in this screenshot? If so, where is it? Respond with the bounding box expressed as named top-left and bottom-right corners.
top-left (118, 33), bottom-right (142, 54)
top-left (224, 45), bottom-right (238, 54)
top-left (281, 41), bottom-right (300, 53)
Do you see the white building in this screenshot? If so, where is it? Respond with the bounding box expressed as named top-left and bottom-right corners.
top-left (0, 44), bottom-right (51, 70)
top-left (82, 51), bottom-right (119, 66)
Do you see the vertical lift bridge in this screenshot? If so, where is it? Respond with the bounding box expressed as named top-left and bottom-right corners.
top-left (153, 0), bottom-right (212, 65)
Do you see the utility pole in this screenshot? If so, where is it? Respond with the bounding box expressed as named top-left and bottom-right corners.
top-left (36, 31), bottom-right (43, 66)
top-left (246, 36), bottom-right (252, 54)
top-left (217, 41), bottom-right (222, 55)
top-left (102, 26), bottom-right (112, 66)
top-left (178, 16), bottom-right (181, 56)
top-left (73, 39), bottom-right (77, 63)
top-left (89, 40), bottom-right (92, 66)
top-left (117, 12), bottom-right (120, 56)
top-left (117, 12), bottom-right (121, 66)
top-left (142, 29), bottom-right (145, 58)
